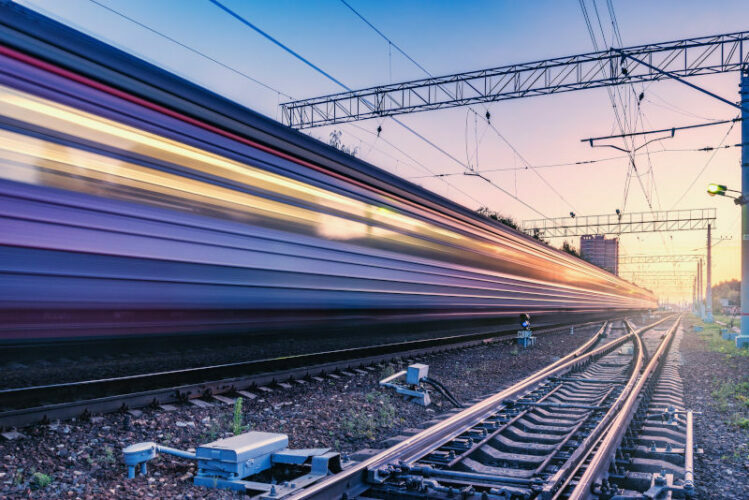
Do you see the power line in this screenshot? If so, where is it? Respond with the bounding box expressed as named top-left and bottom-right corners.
top-left (87, 0), bottom-right (293, 100)
top-left (478, 111), bottom-right (578, 212)
top-left (208, 0), bottom-right (349, 90)
top-left (670, 117), bottom-right (739, 208)
top-left (85, 0), bottom-right (481, 208)
top-left (338, 0), bottom-right (433, 77)
top-left (409, 139), bottom-right (747, 178)
top-left (210, 0), bottom-right (556, 220)
top-left (335, 0), bottom-right (562, 217)
top-left (578, 0), bottom-right (651, 212)
top-left (582, 118), bottom-right (741, 143)
top-left (208, 0), bottom-right (499, 212)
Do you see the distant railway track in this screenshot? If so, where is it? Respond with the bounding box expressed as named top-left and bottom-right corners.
top-left (288, 314), bottom-right (691, 500)
top-left (0, 317), bottom-right (612, 429)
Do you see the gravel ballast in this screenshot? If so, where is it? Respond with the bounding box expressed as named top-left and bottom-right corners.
top-left (0, 323), bottom-right (603, 499)
top-left (680, 317), bottom-right (749, 499)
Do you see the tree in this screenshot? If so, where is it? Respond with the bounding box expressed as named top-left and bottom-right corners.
top-left (476, 207), bottom-right (546, 241)
top-left (329, 130), bottom-right (359, 157)
top-left (561, 240), bottom-right (580, 258)
top-left (476, 206), bottom-right (519, 229)
top-left (711, 279), bottom-right (740, 313)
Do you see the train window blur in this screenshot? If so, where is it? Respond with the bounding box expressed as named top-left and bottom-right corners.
top-left (0, 82), bottom-right (651, 305)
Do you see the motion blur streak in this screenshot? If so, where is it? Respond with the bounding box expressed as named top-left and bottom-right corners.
top-left (0, 1), bottom-right (655, 343)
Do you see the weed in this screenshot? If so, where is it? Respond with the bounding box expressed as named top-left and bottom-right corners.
top-left (200, 422), bottom-right (222, 443)
top-left (730, 414), bottom-right (749, 429)
top-left (380, 364), bottom-right (396, 380)
top-left (100, 446), bottom-right (116, 465)
top-left (342, 392), bottom-right (398, 441)
top-left (30, 472), bottom-right (52, 490)
top-left (232, 397), bottom-right (244, 435)
top-left (711, 381), bottom-right (749, 412)
top-left (510, 347), bottom-right (519, 356)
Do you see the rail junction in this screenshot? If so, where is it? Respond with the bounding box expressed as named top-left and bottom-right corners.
top-left (273, 315), bottom-right (693, 499)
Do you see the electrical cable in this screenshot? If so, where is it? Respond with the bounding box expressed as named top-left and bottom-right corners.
top-left (478, 111), bottom-right (578, 212)
top-left (87, 0), bottom-right (293, 100)
top-left (87, 0), bottom-right (482, 210)
top-left (336, 0), bottom-right (565, 216)
top-left (338, 0), bottom-right (434, 77)
top-left (422, 377), bottom-right (463, 408)
top-left (210, 0), bottom-right (555, 220)
top-left (579, 0), bottom-right (651, 212)
top-left (208, 0), bottom-right (349, 90)
top-left (670, 117), bottom-right (739, 208)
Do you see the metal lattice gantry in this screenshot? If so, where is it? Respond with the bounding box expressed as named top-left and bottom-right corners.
top-left (622, 272), bottom-right (697, 283)
top-left (282, 31), bottom-right (749, 128)
top-left (522, 208), bottom-right (716, 238)
top-left (619, 254), bottom-right (703, 264)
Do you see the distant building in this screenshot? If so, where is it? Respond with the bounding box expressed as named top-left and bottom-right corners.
top-left (580, 234), bottom-right (619, 275)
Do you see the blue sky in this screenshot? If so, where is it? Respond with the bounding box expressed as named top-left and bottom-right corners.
top-left (18, 0), bottom-right (749, 299)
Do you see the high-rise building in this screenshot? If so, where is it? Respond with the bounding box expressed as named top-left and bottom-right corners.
top-left (580, 234), bottom-right (619, 275)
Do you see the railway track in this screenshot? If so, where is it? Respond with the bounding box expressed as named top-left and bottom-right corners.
top-left (287, 314), bottom-right (691, 499)
top-left (0, 318), bottom-right (612, 429)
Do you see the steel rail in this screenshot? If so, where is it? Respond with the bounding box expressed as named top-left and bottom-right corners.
top-left (540, 321), bottom-right (646, 498)
top-left (288, 315), bottom-right (673, 499)
top-left (566, 315), bottom-right (682, 499)
top-left (0, 319), bottom-right (607, 429)
top-left (685, 409), bottom-right (694, 491)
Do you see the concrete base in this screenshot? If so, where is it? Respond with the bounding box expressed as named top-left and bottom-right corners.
top-left (723, 331), bottom-right (738, 341)
top-left (736, 336), bottom-right (749, 349)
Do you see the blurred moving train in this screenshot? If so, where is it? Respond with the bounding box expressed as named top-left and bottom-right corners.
top-left (0, 2), bottom-right (655, 343)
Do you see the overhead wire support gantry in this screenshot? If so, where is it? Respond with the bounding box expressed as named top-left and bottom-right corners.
top-left (522, 208), bottom-right (716, 238)
top-left (619, 254), bottom-right (703, 264)
top-left (281, 31), bottom-right (749, 128)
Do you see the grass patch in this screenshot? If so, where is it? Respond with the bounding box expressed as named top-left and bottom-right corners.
top-left (730, 414), bottom-right (749, 429)
top-left (691, 315), bottom-right (748, 358)
top-left (341, 391), bottom-right (401, 441)
top-left (100, 446), bottom-right (116, 465)
top-left (29, 472), bottom-right (52, 490)
top-left (711, 381), bottom-right (749, 411)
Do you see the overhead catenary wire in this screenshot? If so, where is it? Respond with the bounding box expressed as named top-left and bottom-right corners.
top-left (209, 0), bottom-right (555, 220)
top-left (670, 116), bottom-right (739, 209)
top-left (86, 0), bottom-right (483, 208)
top-left (335, 0), bottom-right (565, 216)
top-left (87, 0), bottom-right (293, 100)
top-left (579, 0), bottom-right (653, 213)
top-left (580, 0), bottom-right (676, 261)
top-left (408, 139), bottom-right (747, 178)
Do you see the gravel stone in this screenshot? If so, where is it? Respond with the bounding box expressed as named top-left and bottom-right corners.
top-left (0, 323), bottom-right (615, 498)
top-left (680, 318), bottom-right (749, 499)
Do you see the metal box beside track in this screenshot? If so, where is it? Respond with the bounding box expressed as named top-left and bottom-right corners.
top-left (196, 432), bottom-right (288, 478)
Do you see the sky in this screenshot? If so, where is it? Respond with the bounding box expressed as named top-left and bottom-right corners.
top-left (18, 0), bottom-right (749, 302)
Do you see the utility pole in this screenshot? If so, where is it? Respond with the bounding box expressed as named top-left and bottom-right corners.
top-left (740, 69), bottom-right (749, 343)
top-left (692, 277), bottom-right (697, 313)
top-left (706, 224), bottom-right (714, 322)
top-left (697, 259), bottom-right (705, 319)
